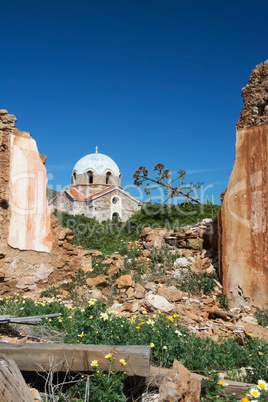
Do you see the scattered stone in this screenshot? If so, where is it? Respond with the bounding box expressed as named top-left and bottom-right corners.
top-left (145, 294), bottom-right (174, 313)
top-left (87, 289), bottom-right (103, 300)
top-left (174, 257), bottom-right (190, 268)
top-left (240, 315), bottom-right (258, 325)
top-left (134, 283), bottom-right (146, 299)
top-left (242, 322), bottom-right (268, 343)
top-left (144, 282), bottom-right (157, 293)
top-left (159, 359), bottom-right (201, 402)
top-left (158, 286), bottom-right (183, 302)
top-left (115, 275), bottom-right (133, 289)
top-left (132, 301), bottom-right (141, 313)
top-left (86, 275), bottom-right (108, 288)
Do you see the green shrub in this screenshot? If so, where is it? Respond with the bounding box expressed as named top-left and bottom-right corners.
top-left (178, 269), bottom-right (216, 295)
top-left (256, 307), bottom-right (268, 328)
top-left (53, 202), bottom-right (220, 257)
top-left (1, 296), bottom-right (268, 395)
top-left (128, 202), bottom-right (220, 229)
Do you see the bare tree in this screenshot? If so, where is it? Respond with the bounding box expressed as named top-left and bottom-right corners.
top-left (133, 163), bottom-right (203, 204)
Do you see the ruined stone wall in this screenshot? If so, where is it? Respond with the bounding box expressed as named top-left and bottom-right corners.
top-left (0, 111), bottom-right (88, 296)
top-left (236, 60), bottom-right (268, 129)
top-left (219, 61), bottom-right (268, 308)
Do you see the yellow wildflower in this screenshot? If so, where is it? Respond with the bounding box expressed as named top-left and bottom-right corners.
top-left (218, 381), bottom-right (228, 386)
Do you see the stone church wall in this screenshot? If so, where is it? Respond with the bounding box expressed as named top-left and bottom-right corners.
top-left (92, 189), bottom-right (141, 222)
top-left (53, 188), bottom-right (141, 222)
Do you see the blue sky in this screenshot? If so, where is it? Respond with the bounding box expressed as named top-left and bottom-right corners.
top-left (1, 0), bottom-right (267, 205)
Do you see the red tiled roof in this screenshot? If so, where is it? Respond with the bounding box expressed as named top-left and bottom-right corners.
top-left (67, 187), bottom-right (86, 199)
top-left (67, 186), bottom-right (116, 200)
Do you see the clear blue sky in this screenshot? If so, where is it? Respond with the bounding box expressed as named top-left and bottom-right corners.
top-left (1, 0), bottom-right (267, 205)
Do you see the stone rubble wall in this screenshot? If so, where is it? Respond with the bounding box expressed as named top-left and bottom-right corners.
top-left (236, 60), bottom-right (268, 129)
top-left (219, 61), bottom-right (268, 308)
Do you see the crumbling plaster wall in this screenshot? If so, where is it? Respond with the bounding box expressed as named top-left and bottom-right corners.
top-left (219, 61), bottom-right (268, 308)
top-left (0, 110), bottom-right (86, 295)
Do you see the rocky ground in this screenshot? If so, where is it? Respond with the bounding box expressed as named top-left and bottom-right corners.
top-left (1, 218), bottom-right (268, 401)
top-left (2, 218), bottom-right (267, 348)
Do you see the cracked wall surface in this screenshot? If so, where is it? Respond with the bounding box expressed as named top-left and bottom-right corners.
top-left (0, 110), bottom-right (88, 296)
top-left (219, 61), bottom-right (268, 308)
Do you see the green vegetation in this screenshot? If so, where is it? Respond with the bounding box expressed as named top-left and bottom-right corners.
top-left (54, 202), bottom-right (220, 255)
top-left (256, 307), bottom-right (268, 328)
top-left (54, 211), bottom-right (139, 255)
top-left (179, 269), bottom-right (216, 295)
top-left (0, 296), bottom-right (268, 400)
top-left (128, 202), bottom-right (220, 229)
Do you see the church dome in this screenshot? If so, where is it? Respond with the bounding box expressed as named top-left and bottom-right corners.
top-left (73, 151), bottom-right (121, 177)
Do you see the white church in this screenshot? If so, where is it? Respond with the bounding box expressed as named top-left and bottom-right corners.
top-left (51, 148), bottom-right (142, 222)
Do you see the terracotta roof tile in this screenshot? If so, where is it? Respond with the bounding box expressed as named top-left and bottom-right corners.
top-left (67, 187), bottom-right (86, 199)
top-left (67, 186), bottom-right (116, 200)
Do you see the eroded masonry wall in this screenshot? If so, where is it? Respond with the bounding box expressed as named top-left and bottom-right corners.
top-left (0, 110), bottom-right (89, 295)
top-left (219, 61), bottom-right (268, 308)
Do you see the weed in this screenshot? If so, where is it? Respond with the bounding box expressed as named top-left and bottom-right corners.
top-left (217, 294), bottom-right (229, 310)
top-left (255, 307), bottom-right (268, 328)
top-left (1, 296), bottom-right (268, 399)
top-left (178, 269), bottom-right (216, 295)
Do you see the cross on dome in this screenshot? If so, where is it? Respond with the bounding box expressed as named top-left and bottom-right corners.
top-left (95, 146), bottom-right (98, 153)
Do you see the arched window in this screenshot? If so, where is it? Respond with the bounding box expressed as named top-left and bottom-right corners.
top-left (88, 171), bottom-right (93, 184)
top-left (106, 172), bottom-right (111, 184)
top-left (72, 172), bottom-right (76, 184)
top-left (112, 212), bottom-right (120, 221)
top-left (112, 196), bottom-right (119, 204)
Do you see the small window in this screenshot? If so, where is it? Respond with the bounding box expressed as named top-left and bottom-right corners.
top-left (106, 172), bottom-right (111, 184)
top-left (112, 212), bottom-right (120, 221)
top-left (72, 172), bottom-right (76, 184)
top-left (88, 171), bottom-right (93, 184)
top-left (112, 197), bottom-right (119, 204)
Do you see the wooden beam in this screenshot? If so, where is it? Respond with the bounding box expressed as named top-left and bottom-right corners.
top-left (0, 354), bottom-right (35, 402)
top-left (0, 343), bottom-right (151, 377)
top-left (0, 313), bottom-right (61, 324)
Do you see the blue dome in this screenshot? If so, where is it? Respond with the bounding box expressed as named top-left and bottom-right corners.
top-left (73, 152), bottom-right (120, 177)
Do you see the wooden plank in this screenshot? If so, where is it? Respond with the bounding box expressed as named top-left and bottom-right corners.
top-left (147, 366), bottom-right (255, 399)
top-left (0, 354), bottom-right (35, 402)
top-left (0, 313), bottom-right (62, 324)
top-left (0, 343), bottom-right (151, 377)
